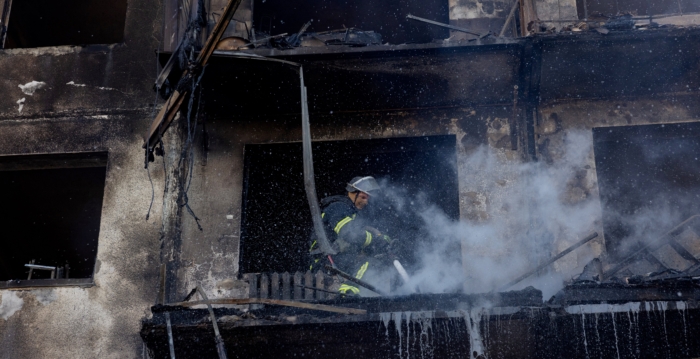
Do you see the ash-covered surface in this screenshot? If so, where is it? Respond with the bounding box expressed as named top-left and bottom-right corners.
top-left (141, 286), bottom-right (700, 359)
top-left (551, 270), bottom-right (700, 305)
top-left (146, 287), bottom-right (542, 324)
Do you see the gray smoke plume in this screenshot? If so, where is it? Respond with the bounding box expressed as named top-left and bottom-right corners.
top-left (359, 126), bottom-right (699, 300)
top-left (369, 130), bottom-right (603, 299)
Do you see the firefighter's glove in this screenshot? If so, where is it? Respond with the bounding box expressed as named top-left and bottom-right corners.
top-left (386, 237), bottom-right (401, 258)
top-left (381, 235), bottom-right (392, 245)
top-left (365, 226), bottom-right (382, 238)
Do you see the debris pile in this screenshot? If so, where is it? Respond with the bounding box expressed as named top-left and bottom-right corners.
top-left (216, 22), bottom-right (383, 51)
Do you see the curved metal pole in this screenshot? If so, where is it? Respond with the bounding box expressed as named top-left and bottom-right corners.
top-left (301, 67), bottom-right (336, 255)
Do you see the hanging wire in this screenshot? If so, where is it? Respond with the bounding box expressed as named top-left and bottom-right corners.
top-left (185, 86), bottom-right (203, 194)
top-left (146, 0), bottom-right (169, 221)
top-left (177, 66), bottom-right (207, 231)
top-left (147, 0), bottom-right (206, 224)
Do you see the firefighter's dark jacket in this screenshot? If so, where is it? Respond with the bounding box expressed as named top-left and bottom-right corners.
top-left (314, 195), bottom-right (376, 253)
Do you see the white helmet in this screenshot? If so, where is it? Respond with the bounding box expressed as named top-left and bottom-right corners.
top-left (346, 176), bottom-right (380, 195)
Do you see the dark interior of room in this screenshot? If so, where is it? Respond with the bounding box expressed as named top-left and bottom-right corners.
top-left (252, 0), bottom-right (449, 45)
top-left (594, 122), bottom-right (700, 258)
top-left (3, 0), bottom-right (127, 48)
top-left (240, 135), bottom-right (460, 273)
top-left (0, 153), bottom-right (107, 281)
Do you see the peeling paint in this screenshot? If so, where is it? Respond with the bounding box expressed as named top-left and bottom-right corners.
top-left (66, 81), bottom-right (87, 87)
top-left (16, 98), bottom-right (25, 113)
top-left (67, 81), bottom-right (118, 92)
top-left (0, 291), bottom-right (24, 320)
top-left (18, 81), bottom-right (47, 95)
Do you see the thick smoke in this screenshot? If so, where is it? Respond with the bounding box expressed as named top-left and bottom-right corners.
top-left (366, 130), bottom-right (602, 299)
top-left (358, 126), bottom-right (699, 300)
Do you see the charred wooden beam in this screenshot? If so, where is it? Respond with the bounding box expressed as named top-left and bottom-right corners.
top-left (518, 38), bottom-right (542, 162)
top-left (144, 0), bottom-right (244, 152)
top-left (551, 282), bottom-right (700, 305)
top-left (499, 232), bottom-right (599, 291)
top-left (406, 14), bottom-right (486, 37)
top-left (159, 113), bottom-right (187, 303)
top-left (602, 215), bottom-right (700, 280)
top-left (169, 298), bottom-right (367, 315)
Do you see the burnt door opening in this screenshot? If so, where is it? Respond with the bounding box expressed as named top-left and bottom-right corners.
top-left (240, 135), bottom-right (459, 273)
top-left (2, 0), bottom-right (127, 49)
top-left (593, 122), bottom-right (700, 258)
top-left (252, 0), bottom-right (449, 45)
top-left (0, 152), bottom-right (107, 284)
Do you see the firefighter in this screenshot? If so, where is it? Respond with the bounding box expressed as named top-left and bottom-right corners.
top-left (309, 176), bottom-right (394, 296)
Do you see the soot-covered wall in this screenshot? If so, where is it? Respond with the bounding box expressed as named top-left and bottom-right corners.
top-left (0, 0), bottom-right (164, 357)
top-left (240, 135), bottom-right (460, 273)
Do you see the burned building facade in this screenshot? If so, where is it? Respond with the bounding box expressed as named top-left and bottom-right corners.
top-left (1, 0), bottom-right (700, 358)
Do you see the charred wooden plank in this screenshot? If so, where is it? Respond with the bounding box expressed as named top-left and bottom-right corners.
top-left (270, 272), bottom-right (280, 300)
top-left (259, 274), bottom-right (269, 299)
top-left (314, 270), bottom-right (325, 300)
top-left (304, 271), bottom-right (314, 300)
top-left (243, 273), bottom-right (259, 299)
top-left (282, 272), bottom-right (291, 300)
top-left (293, 272), bottom-right (303, 300)
top-left (169, 298), bottom-right (367, 315)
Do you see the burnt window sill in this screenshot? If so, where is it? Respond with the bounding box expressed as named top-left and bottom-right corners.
top-left (0, 43), bottom-right (120, 55)
top-left (2, 278), bottom-right (94, 289)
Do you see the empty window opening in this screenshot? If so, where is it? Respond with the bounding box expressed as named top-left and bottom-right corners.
top-left (0, 152), bottom-right (107, 286)
top-left (593, 122), bottom-right (700, 258)
top-left (1, 0), bottom-right (127, 49)
top-left (252, 0), bottom-right (449, 45)
top-left (240, 135), bottom-right (460, 273)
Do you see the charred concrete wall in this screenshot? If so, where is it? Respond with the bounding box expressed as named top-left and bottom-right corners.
top-left (174, 106), bottom-right (516, 297)
top-left (171, 29), bottom-right (700, 299)
top-left (2, 1), bottom-right (699, 355)
top-left (0, 0), bottom-right (165, 358)
top-left (168, 94), bottom-right (700, 298)
top-left (173, 103), bottom-right (603, 297)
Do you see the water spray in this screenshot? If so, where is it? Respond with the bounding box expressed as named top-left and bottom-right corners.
top-left (393, 259), bottom-right (421, 293)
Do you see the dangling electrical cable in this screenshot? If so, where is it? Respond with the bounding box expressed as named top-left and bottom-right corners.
top-left (147, 0), bottom-right (207, 225)
top-left (177, 66), bottom-right (207, 231)
top-left (146, 0), bottom-right (169, 221)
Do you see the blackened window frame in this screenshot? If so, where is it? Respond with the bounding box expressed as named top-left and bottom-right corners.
top-left (0, 152), bottom-right (108, 289)
top-left (239, 135), bottom-right (460, 274)
top-left (0, 0), bottom-right (128, 49)
top-left (593, 122), bottom-right (700, 258)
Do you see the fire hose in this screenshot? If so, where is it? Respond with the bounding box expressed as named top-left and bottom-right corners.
top-left (325, 265), bottom-right (388, 296)
top-left (325, 251), bottom-right (419, 296)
